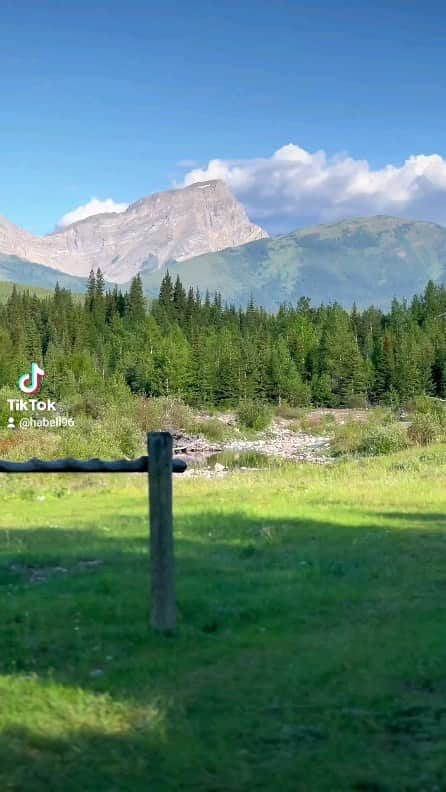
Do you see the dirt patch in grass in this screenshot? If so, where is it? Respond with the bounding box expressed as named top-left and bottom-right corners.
top-left (6, 559), bottom-right (104, 583)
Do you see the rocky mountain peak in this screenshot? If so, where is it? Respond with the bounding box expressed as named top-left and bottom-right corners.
top-left (0, 180), bottom-right (268, 283)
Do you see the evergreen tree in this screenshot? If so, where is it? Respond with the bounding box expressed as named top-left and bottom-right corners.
top-left (159, 271), bottom-right (173, 310)
top-left (128, 275), bottom-right (146, 324)
top-left (173, 275), bottom-right (187, 320)
top-left (96, 268), bottom-right (105, 298)
top-left (86, 269), bottom-right (96, 311)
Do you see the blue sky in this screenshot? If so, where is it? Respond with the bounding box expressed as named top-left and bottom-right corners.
top-left (1, 0), bottom-right (446, 234)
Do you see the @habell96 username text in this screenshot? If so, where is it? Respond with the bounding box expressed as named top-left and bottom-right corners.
top-left (8, 415), bottom-right (75, 430)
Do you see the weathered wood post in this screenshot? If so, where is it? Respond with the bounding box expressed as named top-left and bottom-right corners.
top-left (148, 432), bottom-right (176, 632)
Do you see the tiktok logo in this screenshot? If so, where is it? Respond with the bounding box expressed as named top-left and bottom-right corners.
top-left (18, 363), bottom-right (46, 395)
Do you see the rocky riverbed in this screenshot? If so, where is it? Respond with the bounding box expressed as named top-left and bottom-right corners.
top-left (173, 415), bottom-right (333, 477)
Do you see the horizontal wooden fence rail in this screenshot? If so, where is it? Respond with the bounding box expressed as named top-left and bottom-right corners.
top-left (0, 455), bottom-right (186, 474)
top-left (0, 432), bottom-right (185, 633)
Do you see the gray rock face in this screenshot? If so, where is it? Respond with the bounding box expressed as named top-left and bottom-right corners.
top-left (0, 180), bottom-right (267, 283)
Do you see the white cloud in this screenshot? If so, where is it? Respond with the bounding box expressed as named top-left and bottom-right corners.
top-left (183, 144), bottom-right (446, 233)
top-left (57, 198), bottom-right (129, 229)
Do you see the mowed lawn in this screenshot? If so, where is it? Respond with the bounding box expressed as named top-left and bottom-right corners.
top-left (1, 449), bottom-right (446, 791)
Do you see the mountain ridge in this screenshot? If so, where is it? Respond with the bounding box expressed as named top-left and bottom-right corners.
top-left (0, 180), bottom-right (267, 283)
top-left (0, 254), bottom-right (92, 293)
top-left (2, 213), bottom-right (446, 310)
top-left (137, 214), bottom-right (446, 309)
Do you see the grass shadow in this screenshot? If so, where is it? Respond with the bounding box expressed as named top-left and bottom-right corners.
top-left (2, 508), bottom-right (446, 789)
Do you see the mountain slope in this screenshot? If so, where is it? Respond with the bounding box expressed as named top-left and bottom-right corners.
top-left (0, 181), bottom-right (267, 283)
top-left (3, 214), bottom-right (446, 310)
top-left (0, 255), bottom-right (91, 293)
top-left (0, 281), bottom-right (55, 302)
top-left (139, 215), bottom-right (446, 308)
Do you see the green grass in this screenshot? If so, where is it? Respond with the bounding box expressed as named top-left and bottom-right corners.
top-left (1, 447), bottom-right (446, 790)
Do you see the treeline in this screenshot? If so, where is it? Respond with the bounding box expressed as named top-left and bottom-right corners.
top-left (1, 268), bottom-right (446, 408)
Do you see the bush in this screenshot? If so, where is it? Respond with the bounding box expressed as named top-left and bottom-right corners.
top-left (331, 420), bottom-right (366, 455)
top-left (136, 398), bottom-right (229, 441)
top-left (407, 412), bottom-right (441, 446)
top-left (135, 397), bottom-right (195, 434)
top-left (236, 400), bottom-right (272, 431)
top-left (209, 450), bottom-right (274, 470)
top-left (408, 395), bottom-right (446, 427)
top-left (343, 393), bottom-right (368, 408)
top-left (57, 413), bottom-right (143, 460)
top-left (67, 378), bottom-right (134, 421)
top-left (191, 418), bottom-right (226, 442)
top-left (300, 412), bottom-right (337, 436)
top-left (358, 424), bottom-right (410, 456)
top-left (275, 403), bottom-right (306, 420)
top-left (290, 381), bottom-right (313, 408)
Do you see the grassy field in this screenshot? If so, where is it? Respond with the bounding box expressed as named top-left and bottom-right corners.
top-left (1, 447), bottom-right (446, 790)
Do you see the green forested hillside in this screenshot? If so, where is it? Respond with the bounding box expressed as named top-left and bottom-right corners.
top-left (140, 215), bottom-right (446, 309)
top-left (2, 271), bottom-right (446, 410)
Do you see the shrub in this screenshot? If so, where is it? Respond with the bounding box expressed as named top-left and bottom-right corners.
top-left (57, 414), bottom-right (143, 460)
top-left (300, 412), bottom-right (337, 436)
top-left (209, 450), bottom-right (273, 470)
top-left (290, 381), bottom-right (313, 407)
top-left (191, 418), bottom-right (226, 442)
top-left (0, 427), bottom-right (62, 462)
top-left (135, 397), bottom-right (195, 434)
top-left (343, 393), bottom-right (368, 408)
top-left (331, 420), bottom-right (366, 455)
top-left (275, 402), bottom-right (306, 420)
top-left (358, 423), bottom-right (410, 456)
top-left (69, 393), bottom-right (105, 420)
top-left (236, 400), bottom-right (272, 431)
top-left (407, 412), bottom-right (441, 446)
top-left (378, 407), bottom-right (397, 425)
top-left (136, 399), bottom-right (229, 441)
top-left (408, 395), bottom-right (446, 428)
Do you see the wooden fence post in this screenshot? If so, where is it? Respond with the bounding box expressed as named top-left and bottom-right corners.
top-left (148, 432), bottom-right (176, 632)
